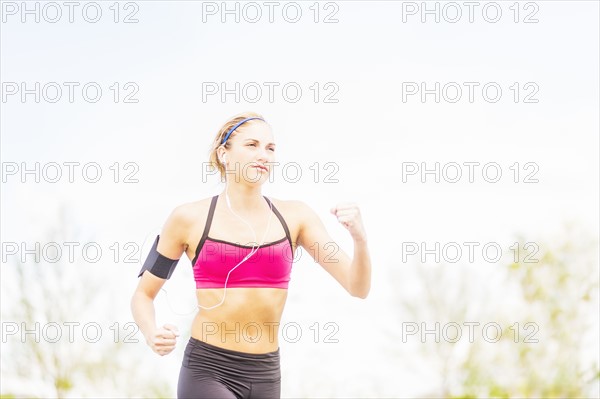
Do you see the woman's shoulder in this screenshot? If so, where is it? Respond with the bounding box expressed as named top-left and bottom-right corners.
top-left (267, 197), bottom-right (311, 218)
top-left (167, 197), bottom-right (213, 226)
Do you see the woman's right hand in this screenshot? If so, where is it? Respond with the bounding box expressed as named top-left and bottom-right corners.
top-left (145, 323), bottom-right (180, 356)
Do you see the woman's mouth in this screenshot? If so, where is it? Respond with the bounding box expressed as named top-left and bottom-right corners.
top-left (253, 165), bottom-right (268, 172)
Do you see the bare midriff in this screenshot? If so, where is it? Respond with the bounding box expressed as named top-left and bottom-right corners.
top-left (191, 287), bottom-right (288, 354)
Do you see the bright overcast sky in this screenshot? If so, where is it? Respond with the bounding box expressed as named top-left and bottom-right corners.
top-left (1, 1), bottom-right (599, 397)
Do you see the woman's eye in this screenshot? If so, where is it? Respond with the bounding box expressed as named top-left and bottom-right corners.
top-left (247, 143), bottom-right (274, 151)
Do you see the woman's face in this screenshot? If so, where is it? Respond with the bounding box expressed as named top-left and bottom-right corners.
top-left (223, 121), bottom-right (276, 184)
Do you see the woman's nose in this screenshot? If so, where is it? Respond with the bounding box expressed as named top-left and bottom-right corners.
top-left (257, 147), bottom-right (270, 160)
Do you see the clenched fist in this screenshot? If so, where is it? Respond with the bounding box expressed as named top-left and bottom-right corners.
top-left (146, 323), bottom-right (180, 356)
top-left (330, 202), bottom-right (368, 242)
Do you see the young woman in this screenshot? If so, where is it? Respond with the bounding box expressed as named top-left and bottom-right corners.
top-left (130, 111), bottom-right (372, 399)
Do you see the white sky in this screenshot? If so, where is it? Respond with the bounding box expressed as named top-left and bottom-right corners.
top-left (1, 1), bottom-right (599, 397)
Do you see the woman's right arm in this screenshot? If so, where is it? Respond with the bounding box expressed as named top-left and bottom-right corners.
top-left (130, 205), bottom-right (189, 356)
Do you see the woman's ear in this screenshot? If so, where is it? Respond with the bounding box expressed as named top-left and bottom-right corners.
top-left (217, 147), bottom-right (225, 164)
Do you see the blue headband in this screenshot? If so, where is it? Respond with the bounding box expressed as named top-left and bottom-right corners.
top-left (221, 117), bottom-right (265, 145)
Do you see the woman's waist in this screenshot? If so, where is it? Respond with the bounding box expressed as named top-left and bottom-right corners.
top-left (191, 314), bottom-right (283, 354)
top-left (183, 336), bottom-right (281, 380)
top-left (187, 335), bottom-right (280, 358)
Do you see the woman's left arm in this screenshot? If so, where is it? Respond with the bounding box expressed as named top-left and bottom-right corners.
top-left (296, 201), bottom-right (371, 299)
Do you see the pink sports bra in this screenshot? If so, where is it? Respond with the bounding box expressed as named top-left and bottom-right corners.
top-left (191, 195), bottom-right (294, 289)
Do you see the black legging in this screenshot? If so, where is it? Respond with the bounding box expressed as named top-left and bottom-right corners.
top-left (178, 337), bottom-right (281, 399)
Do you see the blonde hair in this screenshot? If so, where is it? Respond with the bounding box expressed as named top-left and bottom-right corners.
top-left (208, 111), bottom-right (266, 180)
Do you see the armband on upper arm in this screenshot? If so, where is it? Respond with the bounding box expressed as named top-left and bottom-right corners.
top-left (137, 235), bottom-right (180, 279)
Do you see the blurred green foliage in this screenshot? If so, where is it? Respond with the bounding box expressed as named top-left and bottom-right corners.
top-left (0, 205), bottom-right (174, 398)
top-left (396, 224), bottom-right (599, 398)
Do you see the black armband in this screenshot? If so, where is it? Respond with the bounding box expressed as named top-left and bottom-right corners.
top-left (137, 235), bottom-right (179, 279)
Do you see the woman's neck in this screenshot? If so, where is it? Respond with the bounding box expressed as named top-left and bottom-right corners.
top-left (221, 184), bottom-right (266, 212)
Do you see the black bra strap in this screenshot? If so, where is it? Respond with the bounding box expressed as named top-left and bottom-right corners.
top-left (192, 195), bottom-right (218, 265)
top-left (264, 196), bottom-right (293, 249)
top-left (202, 195), bottom-right (219, 240)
